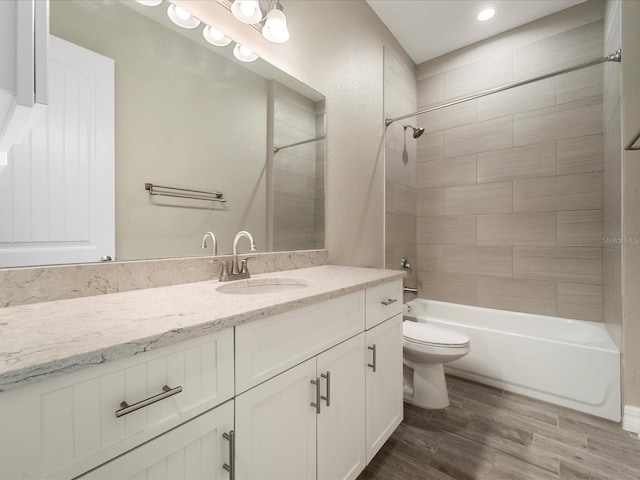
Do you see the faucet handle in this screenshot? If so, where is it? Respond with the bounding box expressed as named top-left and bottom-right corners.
top-left (240, 256), bottom-right (257, 275)
top-left (218, 261), bottom-right (231, 281)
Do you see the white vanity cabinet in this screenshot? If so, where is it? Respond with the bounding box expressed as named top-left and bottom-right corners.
top-left (233, 280), bottom-right (403, 480)
top-left (365, 313), bottom-right (403, 462)
top-left (79, 400), bottom-right (234, 480)
top-left (0, 328), bottom-right (234, 480)
top-left (235, 333), bottom-right (366, 480)
top-left (0, 273), bottom-right (404, 480)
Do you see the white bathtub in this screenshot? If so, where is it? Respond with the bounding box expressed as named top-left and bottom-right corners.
top-left (404, 299), bottom-right (621, 421)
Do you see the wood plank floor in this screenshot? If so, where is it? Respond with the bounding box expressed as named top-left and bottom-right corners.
top-left (358, 375), bottom-right (640, 480)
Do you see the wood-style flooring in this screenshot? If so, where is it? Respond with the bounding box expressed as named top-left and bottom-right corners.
top-left (358, 375), bottom-right (640, 480)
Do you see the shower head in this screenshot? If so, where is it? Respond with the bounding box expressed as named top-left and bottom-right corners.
top-left (403, 124), bottom-right (425, 139)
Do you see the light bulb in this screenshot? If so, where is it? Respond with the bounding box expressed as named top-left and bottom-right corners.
top-left (477, 8), bottom-right (495, 21)
top-left (135, 0), bottom-right (162, 6)
top-left (231, 0), bottom-right (262, 24)
top-left (203, 25), bottom-right (232, 47)
top-left (233, 43), bottom-right (259, 62)
top-left (174, 5), bottom-right (191, 20)
top-left (167, 3), bottom-right (201, 29)
top-left (262, 3), bottom-right (289, 43)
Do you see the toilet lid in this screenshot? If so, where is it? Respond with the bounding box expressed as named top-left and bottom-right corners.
top-left (403, 321), bottom-right (470, 347)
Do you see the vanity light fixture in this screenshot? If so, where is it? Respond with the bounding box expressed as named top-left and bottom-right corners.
top-left (262, 1), bottom-right (289, 43)
top-left (203, 25), bottom-right (232, 47)
top-left (135, 0), bottom-right (163, 6)
top-left (167, 3), bottom-right (201, 29)
top-left (233, 43), bottom-right (259, 62)
top-left (477, 8), bottom-right (495, 21)
top-left (231, 0), bottom-right (262, 24)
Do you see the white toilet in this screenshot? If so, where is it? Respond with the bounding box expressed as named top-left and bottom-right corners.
top-left (402, 320), bottom-right (470, 409)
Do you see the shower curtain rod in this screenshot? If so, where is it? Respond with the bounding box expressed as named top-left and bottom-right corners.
top-left (385, 49), bottom-right (622, 127)
top-left (273, 135), bottom-right (326, 154)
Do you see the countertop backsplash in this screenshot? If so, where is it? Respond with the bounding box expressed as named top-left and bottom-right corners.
top-left (0, 249), bottom-right (329, 308)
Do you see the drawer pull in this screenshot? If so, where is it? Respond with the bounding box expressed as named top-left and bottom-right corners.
top-left (368, 345), bottom-right (377, 372)
top-left (381, 298), bottom-right (397, 306)
top-left (115, 385), bottom-right (183, 418)
top-left (223, 430), bottom-right (235, 480)
top-left (311, 377), bottom-right (321, 414)
top-left (321, 371), bottom-right (331, 407)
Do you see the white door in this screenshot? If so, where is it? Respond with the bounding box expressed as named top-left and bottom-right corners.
top-left (317, 334), bottom-right (366, 480)
top-left (235, 358), bottom-right (317, 480)
top-left (0, 35), bottom-right (114, 267)
top-left (79, 400), bottom-right (234, 479)
top-left (365, 314), bottom-right (404, 463)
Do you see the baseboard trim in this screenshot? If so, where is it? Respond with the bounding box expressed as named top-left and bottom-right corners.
top-left (622, 405), bottom-right (640, 434)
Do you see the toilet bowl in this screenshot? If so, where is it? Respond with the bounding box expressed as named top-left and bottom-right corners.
top-left (403, 320), bottom-right (470, 409)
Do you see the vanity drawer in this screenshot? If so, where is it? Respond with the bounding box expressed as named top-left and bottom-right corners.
top-left (235, 291), bottom-right (365, 394)
top-left (0, 328), bottom-right (234, 479)
top-left (365, 279), bottom-right (403, 329)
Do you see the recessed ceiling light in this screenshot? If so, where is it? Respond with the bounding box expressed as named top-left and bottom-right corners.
top-left (477, 8), bottom-right (495, 21)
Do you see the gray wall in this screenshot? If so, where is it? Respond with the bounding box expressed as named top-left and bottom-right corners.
top-left (414, 2), bottom-right (605, 321)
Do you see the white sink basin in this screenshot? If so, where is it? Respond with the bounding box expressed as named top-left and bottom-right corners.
top-left (216, 278), bottom-right (312, 295)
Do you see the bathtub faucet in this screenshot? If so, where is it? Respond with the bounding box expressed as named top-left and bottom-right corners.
top-left (404, 286), bottom-right (418, 295)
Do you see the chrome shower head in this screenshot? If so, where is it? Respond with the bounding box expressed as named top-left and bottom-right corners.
top-left (403, 124), bottom-right (425, 139)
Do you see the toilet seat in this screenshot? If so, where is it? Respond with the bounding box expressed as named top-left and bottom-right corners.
top-left (403, 321), bottom-right (470, 348)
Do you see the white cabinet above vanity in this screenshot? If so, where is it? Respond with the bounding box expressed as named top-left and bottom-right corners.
top-left (0, 266), bottom-right (404, 480)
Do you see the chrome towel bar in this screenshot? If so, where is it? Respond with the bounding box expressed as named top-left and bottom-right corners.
top-left (145, 183), bottom-right (226, 203)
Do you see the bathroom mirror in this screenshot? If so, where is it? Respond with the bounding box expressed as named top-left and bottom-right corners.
top-left (0, 0), bottom-right (325, 268)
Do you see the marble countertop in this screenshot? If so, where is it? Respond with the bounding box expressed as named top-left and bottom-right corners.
top-left (0, 265), bottom-right (404, 391)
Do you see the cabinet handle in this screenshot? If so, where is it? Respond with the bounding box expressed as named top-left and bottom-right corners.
top-left (381, 298), bottom-right (397, 306)
top-left (310, 377), bottom-right (321, 414)
top-left (115, 385), bottom-right (182, 418)
top-left (368, 345), bottom-right (377, 372)
top-left (321, 371), bottom-right (331, 407)
top-left (223, 430), bottom-right (235, 480)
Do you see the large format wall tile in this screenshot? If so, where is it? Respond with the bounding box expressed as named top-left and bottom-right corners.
top-left (444, 181), bottom-right (512, 215)
top-left (417, 154), bottom-right (477, 189)
top-left (557, 134), bottom-right (603, 175)
top-left (513, 246), bottom-right (602, 284)
top-left (477, 141), bottom-right (556, 183)
top-left (513, 97), bottom-right (603, 146)
top-left (417, 188), bottom-right (446, 216)
top-left (417, 270), bottom-right (477, 305)
top-left (477, 212), bottom-right (557, 246)
top-left (513, 21), bottom-right (603, 81)
top-left (557, 210), bottom-right (602, 246)
top-left (556, 64), bottom-right (603, 104)
top-left (513, 172), bottom-right (603, 212)
top-left (476, 77), bottom-right (555, 122)
top-left (444, 52), bottom-right (512, 100)
top-left (445, 116), bottom-right (513, 157)
top-left (417, 215), bottom-right (477, 245)
top-left (477, 277), bottom-right (557, 316)
top-left (418, 245), bottom-right (512, 277)
top-left (557, 282), bottom-right (603, 321)
top-left (417, 131), bottom-right (444, 163)
top-left (411, 8), bottom-right (604, 322)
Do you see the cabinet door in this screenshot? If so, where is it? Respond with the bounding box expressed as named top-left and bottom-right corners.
top-left (317, 334), bottom-right (366, 480)
top-left (365, 314), bottom-right (403, 463)
top-left (235, 358), bottom-right (317, 480)
top-left (79, 400), bottom-right (234, 480)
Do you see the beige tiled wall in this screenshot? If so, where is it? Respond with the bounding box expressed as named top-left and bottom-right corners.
top-left (603, 0), bottom-right (622, 348)
top-left (415, 5), bottom-right (605, 321)
top-left (384, 48), bottom-right (418, 299)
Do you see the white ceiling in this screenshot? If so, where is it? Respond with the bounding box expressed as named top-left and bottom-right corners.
top-left (366, 0), bottom-right (587, 65)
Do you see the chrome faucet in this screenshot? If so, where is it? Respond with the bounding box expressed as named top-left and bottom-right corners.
top-left (218, 230), bottom-right (257, 281)
top-left (200, 231), bottom-right (217, 255)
